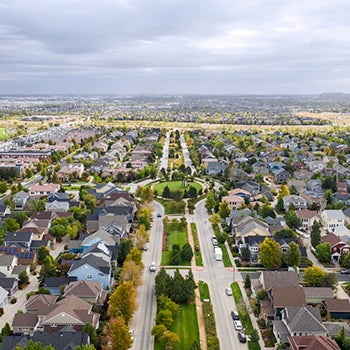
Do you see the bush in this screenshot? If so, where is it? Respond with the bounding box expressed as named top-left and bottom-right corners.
top-left (10, 298), bottom-right (17, 304)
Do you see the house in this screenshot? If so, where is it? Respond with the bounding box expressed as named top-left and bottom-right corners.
top-left (269, 286), bottom-right (306, 319)
top-left (12, 314), bottom-right (40, 335)
top-left (67, 253), bottom-right (112, 289)
top-left (343, 207), bottom-right (350, 225)
top-left (282, 195), bottom-right (308, 211)
top-left (221, 195), bottom-right (244, 211)
top-left (57, 163), bottom-right (84, 182)
top-left (259, 270), bottom-right (299, 292)
top-left (45, 200), bottom-right (70, 212)
top-left (304, 287), bottom-right (334, 304)
top-left (13, 190), bottom-right (29, 210)
top-left (202, 158), bottom-right (228, 175)
top-left (236, 181), bottom-right (261, 196)
top-left (47, 192), bottom-right (70, 202)
top-left (3, 232), bottom-right (34, 251)
top-left (63, 280), bottom-right (107, 305)
top-left (81, 229), bottom-right (119, 250)
top-left (0, 204), bottom-right (11, 218)
top-left (322, 233), bottom-right (350, 262)
top-left (296, 209), bottom-right (319, 231)
top-left (232, 216), bottom-right (270, 242)
top-left (43, 277), bottom-right (77, 295)
top-left (239, 235), bottom-right (266, 264)
top-left (333, 192), bottom-right (350, 205)
top-left (272, 168), bottom-right (292, 183)
top-left (306, 179), bottom-right (324, 196)
top-left (0, 255), bottom-right (18, 277)
top-left (308, 160), bottom-right (326, 172)
top-left (323, 299), bottom-right (350, 320)
top-left (0, 286), bottom-right (8, 309)
top-left (25, 294), bottom-right (58, 314)
top-left (28, 183), bottom-right (60, 198)
top-left (321, 210), bottom-right (345, 232)
top-left (42, 295), bottom-right (100, 331)
top-left (273, 306), bottom-right (327, 345)
top-left (0, 331), bottom-right (90, 350)
top-left (289, 336), bottom-right (340, 350)
top-left (0, 277), bottom-right (18, 296)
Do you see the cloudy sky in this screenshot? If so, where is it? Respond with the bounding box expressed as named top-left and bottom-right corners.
top-left (0, 0), bottom-right (349, 95)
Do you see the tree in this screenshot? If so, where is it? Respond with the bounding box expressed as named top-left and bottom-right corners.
top-left (285, 209), bottom-right (301, 229)
top-left (277, 185), bottom-right (290, 199)
top-left (218, 201), bottom-right (231, 219)
top-left (315, 242), bottom-right (331, 263)
top-left (82, 323), bottom-right (99, 348)
top-left (205, 192), bottom-right (216, 214)
top-left (283, 242), bottom-right (301, 267)
top-left (274, 228), bottom-right (296, 239)
top-left (76, 345), bottom-right (96, 350)
top-left (2, 217), bottom-right (20, 232)
top-left (181, 243), bottom-right (194, 262)
top-left (311, 221), bottom-right (321, 248)
top-left (275, 197), bottom-right (285, 213)
top-left (340, 252), bottom-right (350, 267)
top-left (209, 213), bottom-right (222, 225)
top-left (155, 268), bottom-right (172, 298)
top-left (37, 246), bottom-right (50, 264)
top-left (132, 224), bottom-right (149, 250)
top-left (249, 328), bottom-right (260, 342)
top-left (322, 176), bottom-right (337, 192)
top-left (120, 260), bottom-right (143, 288)
top-left (156, 309), bottom-right (174, 328)
top-left (303, 266), bottom-right (326, 287)
top-left (0, 181), bottom-right (7, 194)
top-left (117, 239), bottom-right (133, 266)
top-left (136, 207), bottom-right (152, 230)
top-left (18, 270), bottom-right (29, 287)
top-left (101, 316), bottom-right (132, 350)
top-left (244, 274), bottom-right (251, 289)
top-left (16, 340), bottom-right (55, 349)
top-left (259, 238), bottom-right (281, 269)
top-left (108, 281), bottom-right (137, 324)
top-left (162, 185), bottom-right (171, 198)
top-left (125, 247), bottom-right (143, 267)
top-left (159, 330), bottom-right (179, 349)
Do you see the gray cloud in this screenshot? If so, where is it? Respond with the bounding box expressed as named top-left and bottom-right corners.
top-left (0, 0), bottom-right (349, 94)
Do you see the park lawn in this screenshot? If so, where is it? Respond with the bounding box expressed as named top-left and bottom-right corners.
top-left (190, 223), bottom-right (203, 266)
top-left (153, 180), bottom-right (202, 195)
top-left (154, 304), bottom-right (200, 350)
top-left (162, 219), bottom-right (189, 266)
top-left (156, 198), bottom-right (185, 215)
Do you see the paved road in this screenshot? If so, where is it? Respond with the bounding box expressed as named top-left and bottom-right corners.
top-left (131, 201), bottom-right (164, 350)
top-left (180, 133), bottom-right (196, 175)
top-left (192, 200), bottom-right (247, 350)
top-left (159, 131), bottom-right (170, 173)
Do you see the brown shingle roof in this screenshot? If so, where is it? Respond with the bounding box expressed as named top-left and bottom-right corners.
top-left (12, 313), bottom-right (39, 328)
top-left (63, 280), bottom-right (103, 299)
top-left (289, 335), bottom-right (340, 350)
top-left (324, 299), bottom-right (350, 312)
top-left (303, 287), bottom-right (334, 299)
top-left (296, 208), bottom-right (318, 219)
top-left (262, 271), bottom-right (299, 290)
top-left (322, 233), bottom-right (343, 246)
top-left (271, 286), bottom-right (306, 308)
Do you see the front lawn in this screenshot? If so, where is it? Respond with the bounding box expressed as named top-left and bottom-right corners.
top-left (161, 218), bottom-right (190, 266)
top-left (154, 304), bottom-right (200, 350)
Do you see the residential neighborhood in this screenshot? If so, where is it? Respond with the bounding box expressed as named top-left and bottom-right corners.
top-left (1, 98), bottom-right (350, 349)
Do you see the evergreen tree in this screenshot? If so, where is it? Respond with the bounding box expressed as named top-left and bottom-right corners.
top-left (181, 243), bottom-right (194, 262)
top-left (311, 221), bottom-right (321, 248)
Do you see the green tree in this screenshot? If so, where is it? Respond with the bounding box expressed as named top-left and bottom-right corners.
top-left (155, 268), bottom-right (172, 298)
top-left (136, 207), bottom-right (151, 230)
top-left (285, 209), bottom-right (301, 229)
top-left (108, 281), bottom-right (137, 324)
top-left (340, 252), bottom-right (350, 268)
top-left (156, 309), bottom-right (174, 328)
top-left (82, 323), bottom-right (99, 348)
top-left (181, 243), bottom-right (194, 262)
top-left (17, 340), bottom-right (55, 349)
top-left (274, 228), bottom-right (296, 238)
top-left (315, 242), bottom-right (331, 263)
top-left (244, 274), bottom-right (251, 289)
top-left (102, 316), bottom-right (132, 350)
top-left (2, 217), bottom-right (20, 232)
top-left (0, 181), bottom-right (7, 194)
top-left (303, 265), bottom-right (324, 286)
top-left (259, 238), bottom-right (282, 269)
top-left (311, 221), bottom-right (321, 248)
top-left (117, 239), bottom-right (133, 266)
top-left (249, 328), bottom-right (260, 342)
top-left (205, 192), bottom-right (216, 214)
top-left (218, 201), bottom-right (231, 219)
top-left (18, 270), bottom-right (29, 286)
top-left (76, 345), bottom-right (96, 350)
top-left (162, 185), bottom-right (171, 198)
top-left (37, 246), bottom-right (50, 264)
top-left (275, 197), bottom-right (285, 213)
top-left (283, 242), bottom-right (301, 267)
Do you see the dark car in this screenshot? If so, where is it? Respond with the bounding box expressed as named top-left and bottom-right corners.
top-left (231, 310), bottom-right (239, 321)
top-left (341, 269), bottom-right (350, 274)
top-left (238, 332), bottom-right (247, 343)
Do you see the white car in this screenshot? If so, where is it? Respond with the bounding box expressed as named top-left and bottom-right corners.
top-left (149, 262), bottom-right (156, 272)
top-left (234, 320), bottom-right (243, 331)
top-left (225, 287), bottom-right (233, 296)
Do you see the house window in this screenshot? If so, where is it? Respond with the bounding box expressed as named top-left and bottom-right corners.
top-left (87, 274), bottom-right (93, 280)
top-left (51, 324), bottom-right (57, 327)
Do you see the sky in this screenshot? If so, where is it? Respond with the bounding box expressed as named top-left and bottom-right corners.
top-left (0, 0), bottom-right (349, 95)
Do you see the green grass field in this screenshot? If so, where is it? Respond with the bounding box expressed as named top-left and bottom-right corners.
top-left (198, 280), bottom-right (210, 301)
top-left (154, 304), bottom-right (200, 350)
top-left (156, 198), bottom-right (185, 215)
top-left (161, 219), bottom-right (190, 266)
top-left (153, 180), bottom-right (202, 195)
top-left (0, 128), bottom-right (10, 140)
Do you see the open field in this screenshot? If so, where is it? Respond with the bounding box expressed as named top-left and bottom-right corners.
top-left (153, 180), bottom-right (202, 195)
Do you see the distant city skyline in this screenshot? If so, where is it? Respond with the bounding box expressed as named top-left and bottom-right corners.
top-left (0, 0), bottom-right (349, 95)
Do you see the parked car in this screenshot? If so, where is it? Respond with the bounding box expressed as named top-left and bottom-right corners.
top-left (149, 262), bottom-right (156, 271)
top-left (234, 320), bottom-right (243, 331)
top-left (211, 236), bottom-right (218, 246)
top-left (341, 269), bottom-right (350, 274)
top-left (225, 287), bottom-right (233, 296)
top-left (157, 212), bottom-right (162, 217)
top-left (231, 310), bottom-right (240, 321)
top-left (238, 331), bottom-right (247, 343)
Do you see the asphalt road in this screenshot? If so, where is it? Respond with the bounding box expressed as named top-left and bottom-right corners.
top-left (159, 131), bottom-right (170, 173)
top-left (180, 134), bottom-right (196, 175)
top-left (131, 201), bottom-right (164, 350)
